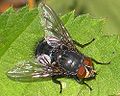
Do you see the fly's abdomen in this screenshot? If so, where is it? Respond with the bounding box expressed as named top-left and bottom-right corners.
top-left (35, 40), bottom-right (55, 65)
top-left (35, 40), bottom-right (53, 57)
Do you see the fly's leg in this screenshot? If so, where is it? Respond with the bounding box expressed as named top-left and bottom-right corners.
top-left (74, 76), bottom-right (92, 91)
top-left (91, 58), bottom-right (111, 65)
top-left (52, 75), bottom-right (63, 93)
top-left (73, 38), bottom-right (111, 64)
top-left (73, 38), bottom-right (95, 48)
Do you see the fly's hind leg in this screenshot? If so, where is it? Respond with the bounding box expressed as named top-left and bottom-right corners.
top-left (73, 38), bottom-right (95, 48)
top-left (52, 75), bottom-right (63, 93)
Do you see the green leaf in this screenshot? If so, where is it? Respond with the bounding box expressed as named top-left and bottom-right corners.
top-left (0, 7), bottom-right (119, 96)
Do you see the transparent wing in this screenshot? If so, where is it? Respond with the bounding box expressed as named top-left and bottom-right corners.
top-left (7, 60), bottom-right (63, 81)
top-left (39, 3), bottom-right (76, 50)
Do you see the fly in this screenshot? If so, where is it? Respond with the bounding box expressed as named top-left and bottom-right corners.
top-left (7, 2), bottom-right (110, 93)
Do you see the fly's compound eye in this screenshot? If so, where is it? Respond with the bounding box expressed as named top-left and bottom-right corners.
top-left (77, 65), bottom-right (96, 79)
top-left (83, 57), bottom-right (93, 67)
top-left (77, 66), bottom-right (86, 78)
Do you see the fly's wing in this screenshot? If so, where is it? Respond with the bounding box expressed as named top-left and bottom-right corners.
top-left (39, 3), bottom-right (76, 51)
top-left (7, 60), bottom-right (64, 81)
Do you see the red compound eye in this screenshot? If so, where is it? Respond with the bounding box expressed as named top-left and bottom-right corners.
top-left (77, 66), bottom-right (86, 78)
top-left (83, 57), bottom-right (93, 67)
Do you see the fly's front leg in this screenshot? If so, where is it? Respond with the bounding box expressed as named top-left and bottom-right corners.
top-left (52, 75), bottom-right (63, 93)
top-left (74, 76), bottom-right (92, 91)
top-left (91, 58), bottom-right (111, 65)
top-left (73, 38), bottom-right (95, 48)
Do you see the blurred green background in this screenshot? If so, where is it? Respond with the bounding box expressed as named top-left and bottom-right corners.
top-left (0, 0), bottom-right (119, 35)
top-left (46, 0), bottom-right (120, 35)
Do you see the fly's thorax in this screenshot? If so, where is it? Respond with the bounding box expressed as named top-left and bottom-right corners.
top-left (57, 51), bottom-right (84, 73)
top-left (77, 57), bottom-right (96, 79)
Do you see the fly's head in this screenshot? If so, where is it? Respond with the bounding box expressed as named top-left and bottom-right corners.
top-left (77, 57), bottom-right (96, 79)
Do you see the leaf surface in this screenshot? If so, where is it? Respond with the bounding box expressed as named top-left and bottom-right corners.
top-left (0, 7), bottom-right (119, 96)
